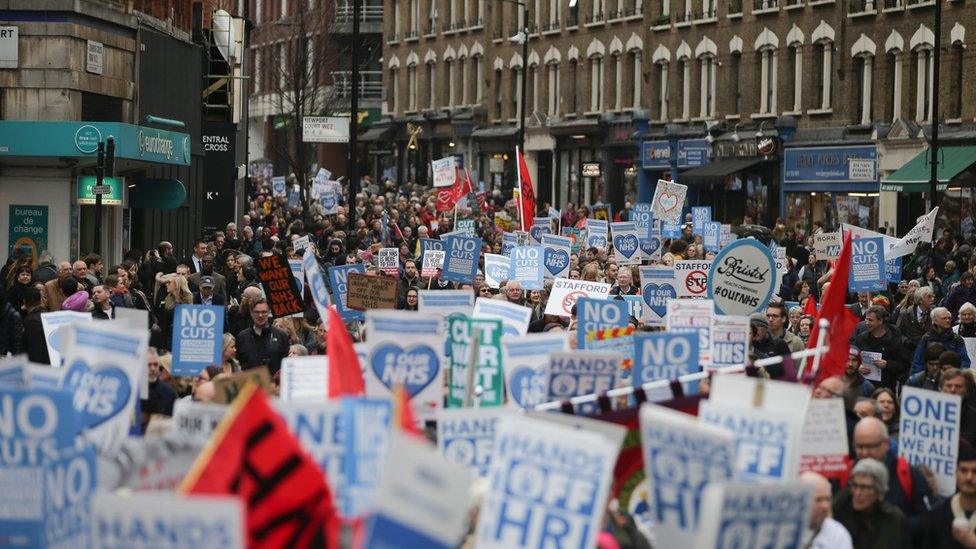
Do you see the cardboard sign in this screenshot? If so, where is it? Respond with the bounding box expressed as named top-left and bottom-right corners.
top-left (576, 297), bottom-right (629, 350)
top-left (510, 245), bottom-right (545, 291)
top-left (378, 248), bottom-right (400, 277)
top-left (363, 311), bottom-right (445, 421)
top-left (437, 407), bottom-right (511, 477)
top-left (484, 253), bottom-right (511, 288)
top-left (40, 311), bottom-right (91, 367)
top-left (366, 433), bottom-right (472, 549)
top-left (814, 232), bottom-right (841, 260)
top-left (474, 415), bottom-right (618, 549)
top-left (639, 404), bottom-right (735, 548)
top-left (710, 315), bottom-right (749, 368)
top-left (92, 492), bottom-right (245, 549)
top-left (639, 266), bottom-right (676, 327)
top-left (447, 317), bottom-right (504, 408)
top-left (720, 224), bottom-right (732, 248)
top-left (211, 367), bottom-right (273, 405)
top-left (674, 260), bottom-right (713, 299)
top-left (611, 221), bottom-right (642, 265)
top-left (584, 219), bottom-right (609, 250)
top-left (696, 482), bottom-right (812, 549)
top-left (431, 156), bottom-right (457, 187)
top-left (543, 278), bottom-right (612, 318)
top-left (633, 332), bottom-right (700, 388)
top-left (100, 434), bottom-right (203, 492)
top-left (502, 332), bottom-right (568, 409)
top-left (302, 248), bottom-right (331, 322)
top-left (171, 304), bottom-right (224, 377)
top-left (346, 272), bottom-right (399, 311)
top-left (442, 233), bottom-right (482, 284)
top-left (798, 398), bottom-right (850, 480)
top-left (651, 179), bottom-right (688, 224)
top-left (340, 397), bottom-right (393, 516)
top-left (548, 351), bottom-right (622, 415)
top-left (328, 264), bottom-right (366, 322)
top-left (849, 236), bottom-right (886, 292)
top-left (472, 298), bottom-right (532, 338)
top-left (279, 356), bottom-right (329, 401)
top-left (541, 234), bottom-right (572, 279)
top-left (692, 206), bottom-right (712, 234)
top-left (421, 249), bottom-right (446, 278)
top-left (666, 299), bottom-right (713, 366)
top-left (708, 239), bottom-right (777, 316)
top-left (275, 401), bottom-right (351, 516)
top-left (900, 386), bottom-right (961, 496)
top-left (173, 399), bottom-right (228, 443)
top-left (256, 254), bottom-right (305, 317)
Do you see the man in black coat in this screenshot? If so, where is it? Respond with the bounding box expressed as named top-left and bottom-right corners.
top-left (921, 439), bottom-right (976, 548)
top-left (854, 305), bottom-right (910, 391)
top-left (235, 298), bottom-right (289, 376)
top-left (21, 287), bottom-right (48, 364)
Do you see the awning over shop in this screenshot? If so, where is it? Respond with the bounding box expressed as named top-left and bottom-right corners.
top-left (679, 157), bottom-right (763, 184)
top-left (360, 124), bottom-right (395, 142)
top-left (881, 145), bottom-right (976, 192)
top-left (471, 126), bottom-right (518, 139)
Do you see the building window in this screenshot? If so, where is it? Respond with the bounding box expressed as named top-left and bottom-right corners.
top-left (854, 55), bottom-right (873, 124)
top-left (475, 55), bottom-right (483, 103)
top-left (758, 49), bottom-right (777, 114)
top-left (915, 47), bottom-right (933, 122)
top-left (394, 1), bottom-right (401, 38)
top-left (952, 42), bottom-right (964, 120)
top-left (611, 54), bottom-right (621, 111)
top-left (410, 0), bottom-right (419, 34)
top-left (447, 60), bottom-right (456, 106)
top-left (391, 68), bottom-right (400, 112)
top-left (570, 59), bottom-right (579, 113)
top-left (789, 44), bottom-right (801, 113)
top-left (253, 47), bottom-right (262, 93)
top-left (495, 68), bottom-right (503, 118)
top-left (813, 41), bottom-right (833, 110)
top-left (656, 62), bottom-right (669, 119)
top-left (547, 62), bottom-right (560, 115)
top-left (530, 64), bottom-right (539, 113)
top-left (460, 57), bottom-right (468, 105)
top-left (511, 67), bottom-right (520, 118)
top-left (660, 0), bottom-right (670, 16)
top-left (427, 62), bottom-right (436, 109)
top-left (887, 51), bottom-right (902, 121)
top-left (630, 51), bottom-right (642, 108)
top-left (549, 0), bottom-right (560, 27)
top-left (679, 58), bottom-right (690, 119)
top-left (408, 64), bottom-right (418, 111)
top-left (590, 55), bottom-right (605, 112)
top-left (730, 52), bottom-right (740, 115)
top-left (698, 55), bottom-right (715, 118)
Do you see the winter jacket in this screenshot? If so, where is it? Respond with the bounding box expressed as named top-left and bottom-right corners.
top-left (911, 326), bottom-right (972, 375)
top-left (236, 325), bottom-right (289, 376)
top-left (897, 306), bottom-right (931, 347)
top-left (832, 493), bottom-right (911, 549)
top-left (0, 302), bottom-right (23, 356)
top-left (944, 283), bottom-right (976, 323)
top-left (854, 327), bottom-right (911, 390)
top-left (22, 306), bottom-right (48, 364)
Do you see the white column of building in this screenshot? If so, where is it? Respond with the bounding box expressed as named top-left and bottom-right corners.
top-left (861, 56), bottom-right (872, 124)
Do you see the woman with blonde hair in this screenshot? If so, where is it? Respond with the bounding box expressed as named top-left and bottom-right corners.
top-left (581, 263), bottom-right (601, 282)
top-left (273, 316), bottom-right (317, 349)
top-left (153, 274), bottom-right (193, 351)
top-left (221, 333), bottom-right (241, 373)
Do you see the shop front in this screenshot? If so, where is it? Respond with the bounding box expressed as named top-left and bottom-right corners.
top-left (781, 144), bottom-right (880, 233)
top-left (637, 131), bottom-right (710, 206)
top-left (472, 125), bottom-right (518, 194)
top-left (603, 119), bottom-right (639, 212)
top-left (551, 119), bottom-right (604, 209)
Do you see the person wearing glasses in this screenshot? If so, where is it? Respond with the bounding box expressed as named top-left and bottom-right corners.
top-left (235, 298), bottom-right (289, 376)
top-left (832, 457), bottom-right (911, 549)
top-left (847, 416), bottom-right (931, 540)
top-left (765, 301), bottom-right (803, 353)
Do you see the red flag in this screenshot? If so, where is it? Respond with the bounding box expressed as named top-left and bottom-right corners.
top-left (179, 383), bottom-right (340, 547)
top-left (327, 305), bottom-right (365, 398)
top-left (516, 147), bottom-right (536, 231)
top-left (806, 232), bottom-right (858, 384)
top-left (435, 187), bottom-right (455, 212)
top-left (392, 384), bottom-right (423, 439)
top-left (803, 295), bottom-right (818, 317)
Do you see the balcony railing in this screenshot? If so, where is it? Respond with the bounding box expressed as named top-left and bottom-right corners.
top-left (849, 0), bottom-right (875, 12)
top-left (567, 10), bottom-right (579, 25)
top-left (784, 0), bottom-right (803, 6)
top-left (424, 20), bottom-right (438, 34)
top-left (753, 0), bottom-right (779, 9)
top-left (674, 10), bottom-right (692, 22)
top-left (406, 28), bottom-right (419, 39)
top-left (884, 0), bottom-right (902, 7)
top-left (585, 11), bottom-right (605, 23)
top-left (542, 20), bottom-right (560, 31)
top-left (331, 70), bottom-right (383, 100)
top-left (694, 6), bottom-right (717, 18)
top-left (728, 0), bottom-right (744, 12)
top-left (334, 3), bottom-right (384, 22)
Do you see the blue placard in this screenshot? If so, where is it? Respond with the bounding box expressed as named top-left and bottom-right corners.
top-left (886, 255), bottom-right (903, 283)
top-left (632, 203), bottom-right (654, 239)
top-left (633, 333), bottom-right (700, 387)
top-left (677, 139), bottom-right (711, 168)
top-left (328, 263), bottom-right (366, 322)
top-left (277, 401), bottom-right (351, 516)
top-left (783, 145), bottom-right (878, 184)
top-left (548, 353), bottom-right (621, 416)
top-left (171, 304), bottom-right (224, 377)
top-left (662, 219), bottom-right (682, 238)
top-left (443, 234), bottom-right (482, 284)
top-left (849, 237), bottom-right (886, 292)
top-left (529, 218), bottom-right (552, 244)
top-left (692, 206), bottom-right (711, 234)
top-left (341, 397), bottom-right (393, 518)
top-left (510, 246), bottom-right (545, 290)
top-left (541, 234), bottom-right (572, 279)
top-left (703, 221), bottom-right (721, 253)
top-left (501, 232), bottom-right (518, 257)
top-left (420, 237), bottom-right (445, 259)
top-left (622, 294), bottom-right (643, 321)
top-left (576, 297), bottom-right (629, 350)
top-left (585, 219), bottom-right (609, 250)
top-left (438, 409), bottom-right (505, 477)
top-left (286, 189), bottom-right (300, 210)
top-left (642, 140), bottom-right (671, 170)
top-left (0, 386), bottom-right (79, 464)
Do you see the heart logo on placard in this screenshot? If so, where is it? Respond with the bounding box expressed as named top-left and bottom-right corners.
top-left (545, 249), bottom-right (570, 275)
top-left (614, 235), bottom-right (639, 258)
top-left (590, 236), bottom-right (607, 249)
top-left (658, 193), bottom-right (679, 212)
top-left (530, 226), bottom-right (547, 242)
top-left (642, 283), bottom-right (677, 317)
top-left (47, 329), bottom-right (62, 352)
top-left (370, 343), bottom-right (440, 397)
top-left (487, 263), bottom-right (510, 282)
top-left (63, 359), bottom-right (132, 429)
top-left (641, 237), bottom-right (661, 256)
top-left (509, 365), bottom-right (547, 407)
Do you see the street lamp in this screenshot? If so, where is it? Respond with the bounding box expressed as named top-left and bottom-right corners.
top-left (498, 0), bottom-right (529, 154)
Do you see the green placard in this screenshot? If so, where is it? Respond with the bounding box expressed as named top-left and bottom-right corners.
top-left (8, 205), bottom-right (48, 266)
top-left (447, 317), bottom-right (504, 408)
top-left (77, 176), bottom-right (123, 205)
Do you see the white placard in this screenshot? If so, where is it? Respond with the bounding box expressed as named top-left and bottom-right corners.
top-left (472, 298), bottom-right (532, 338)
top-left (40, 311), bottom-right (92, 367)
top-left (431, 156), bottom-right (458, 188)
top-left (900, 385), bottom-right (961, 496)
top-left (798, 397), bottom-right (849, 479)
top-left (543, 278), bottom-right (612, 317)
top-left (172, 399), bottom-right (228, 443)
top-left (673, 260), bottom-right (712, 299)
top-left (92, 492), bottom-right (245, 549)
top-left (279, 355), bottom-right (329, 401)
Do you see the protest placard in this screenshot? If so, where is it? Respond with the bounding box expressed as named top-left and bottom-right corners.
top-left (418, 289), bottom-right (474, 318)
top-left (666, 298), bottom-right (713, 365)
top-left (320, 181), bottom-right (340, 214)
top-left (437, 408), bottom-right (511, 477)
top-left (710, 315), bottom-right (749, 368)
top-left (622, 295), bottom-right (643, 321)
top-left (473, 298), bottom-right (532, 337)
top-left (703, 221), bottom-right (721, 253)
top-left (529, 216), bottom-right (552, 244)
top-left (279, 356), bottom-right (329, 401)
top-left (501, 232), bottom-right (518, 256)
top-left (541, 234), bottom-right (572, 279)
top-left (692, 206), bottom-right (712, 234)
top-left (651, 179), bottom-right (687, 224)
top-left (211, 367), bottom-right (273, 404)
top-left (543, 278), bottom-right (611, 317)
top-left (378, 247), bottom-right (400, 277)
top-left (366, 433), bottom-right (473, 549)
top-left (341, 397), bottom-right (393, 516)
top-left (329, 264), bottom-right (366, 322)
top-left (708, 239), bottom-right (777, 316)
top-left (562, 226), bottom-right (584, 254)
top-left (632, 203), bottom-right (653, 242)
top-left (611, 221), bottom-right (642, 265)
top-left (443, 233), bottom-right (482, 284)
top-left (456, 218), bottom-right (476, 236)
top-left (447, 317), bottom-right (504, 407)
top-left (888, 207), bottom-right (938, 258)
top-left (633, 333), bottom-right (699, 389)
top-left (171, 304), bottom-right (224, 377)
top-left (293, 235), bottom-right (311, 253)
top-left (814, 231), bottom-right (841, 260)
top-left (510, 245), bottom-right (544, 290)
top-left (639, 266), bottom-right (676, 326)
top-left (696, 482), bottom-right (812, 549)
top-left (475, 415), bottom-right (618, 549)
top-left (173, 399), bottom-right (228, 443)
top-left (40, 311), bottom-right (91, 367)
top-left (502, 332), bottom-right (567, 409)
top-left (256, 254), bottom-right (305, 317)
top-left (674, 260), bottom-right (712, 299)
top-left (287, 258), bottom-right (304, 295)
top-left (420, 237), bottom-right (445, 258)
top-left (92, 492), bottom-right (245, 549)
top-left (849, 236), bottom-right (886, 292)
top-left (483, 253), bottom-right (510, 288)
top-left (585, 218), bottom-right (609, 250)
top-left (60, 322), bottom-right (147, 455)
top-left (900, 386), bottom-right (961, 496)
top-left (271, 176), bottom-right (286, 197)
top-left (639, 404), bottom-right (735, 548)
top-left (798, 397), bottom-right (850, 480)
top-left (576, 297), bottom-right (629, 350)
top-left (421, 249), bottom-right (446, 278)
top-left (431, 156), bottom-right (457, 187)
top-left (548, 351), bottom-right (622, 415)
top-left (100, 434), bottom-right (203, 492)
top-left (699, 375), bottom-right (808, 483)
top-left (302, 247), bottom-right (331, 322)
top-left (364, 311), bottom-right (445, 421)
top-left (720, 224), bottom-right (732, 248)
top-left (346, 272), bottom-right (399, 311)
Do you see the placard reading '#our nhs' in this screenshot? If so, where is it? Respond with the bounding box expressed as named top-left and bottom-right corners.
top-left (92, 492), bottom-right (245, 549)
top-left (364, 311), bottom-right (445, 421)
top-left (541, 234), bottom-right (572, 279)
top-left (502, 332), bottom-right (568, 409)
top-left (611, 221), bottom-right (642, 266)
top-left (475, 415), bottom-right (618, 549)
